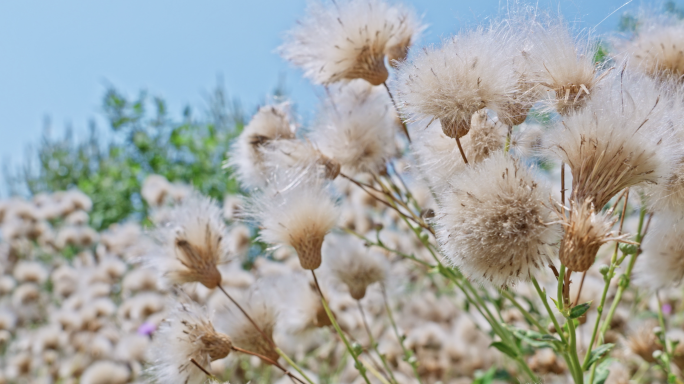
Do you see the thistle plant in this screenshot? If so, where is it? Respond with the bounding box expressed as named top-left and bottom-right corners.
top-left (6, 2), bottom-right (684, 384)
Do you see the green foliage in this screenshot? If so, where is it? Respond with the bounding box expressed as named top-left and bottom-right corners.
top-left (569, 302), bottom-right (591, 319)
top-left (5, 83), bottom-right (245, 230)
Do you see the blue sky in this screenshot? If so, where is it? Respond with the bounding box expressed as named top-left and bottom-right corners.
top-left (0, 0), bottom-right (666, 167)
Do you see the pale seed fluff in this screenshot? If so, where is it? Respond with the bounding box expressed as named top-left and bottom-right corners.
top-left (528, 22), bottom-right (602, 115)
top-left (260, 138), bottom-right (341, 181)
top-left (544, 71), bottom-right (674, 209)
top-left (395, 25), bottom-right (517, 139)
top-left (149, 194), bottom-right (228, 289)
top-left (634, 213), bottom-right (684, 290)
top-left (385, 4), bottom-right (425, 66)
top-left (221, 284), bottom-right (279, 363)
top-left (227, 102), bottom-right (296, 190)
top-left (557, 198), bottom-right (627, 272)
top-left (435, 152), bottom-right (559, 287)
top-left (149, 298), bottom-right (233, 384)
top-left (621, 21), bottom-right (684, 82)
top-left (411, 111), bottom-right (506, 195)
top-left (323, 234), bottom-right (388, 300)
top-left (280, 0), bottom-right (402, 86)
top-left (251, 176), bottom-right (339, 270)
top-left (646, 88), bottom-right (684, 213)
top-left (312, 79), bottom-right (398, 175)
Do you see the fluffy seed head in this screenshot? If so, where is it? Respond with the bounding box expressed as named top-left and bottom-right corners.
top-left (557, 198), bottom-right (626, 272)
top-left (222, 285), bottom-right (278, 363)
top-left (411, 112), bottom-right (506, 195)
top-left (150, 194), bottom-right (228, 289)
top-left (528, 22), bottom-right (601, 115)
top-left (251, 177), bottom-right (339, 270)
top-left (545, 71), bottom-right (674, 209)
top-left (621, 22), bottom-right (684, 82)
top-left (312, 80), bottom-right (398, 175)
top-left (395, 26), bottom-right (517, 139)
top-left (323, 234), bottom-right (388, 299)
top-left (260, 139), bottom-right (341, 181)
top-left (280, 0), bottom-right (407, 86)
top-left (227, 102), bottom-right (296, 190)
top-left (635, 214), bottom-right (684, 290)
top-left (149, 298), bottom-right (232, 384)
top-left (435, 153), bottom-right (559, 287)
top-left (646, 88), bottom-right (684, 213)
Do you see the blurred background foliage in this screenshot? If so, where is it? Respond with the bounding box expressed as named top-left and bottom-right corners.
top-left (4, 83), bottom-right (245, 231)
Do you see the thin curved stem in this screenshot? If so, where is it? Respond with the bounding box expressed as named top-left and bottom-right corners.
top-left (500, 289), bottom-right (546, 333)
top-left (358, 300), bottom-right (397, 384)
top-left (276, 348), bottom-right (316, 384)
top-left (218, 285), bottom-right (274, 347)
top-left (232, 346), bottom-right (306, 384)
top-left (383, 82), bottom-right (411, 142)
top-left (190, 358), bottom-right (216, 380)
top-left (582, 190), bottom-right (630, 369)
top-left (312, 271), bottom-right (372, 384)
top-left (381, 285), bottom-right (424, 384)
top-left (454, 137), bottom-right (469, 164)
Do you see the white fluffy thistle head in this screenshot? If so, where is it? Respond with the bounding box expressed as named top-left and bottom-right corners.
top-left (435, 152), bottom-right (559, 287)
top-left (620, 21), bottom-right (684, 82)
top-left (250, 176), bottom-right (339, 270)
top-left (149, 297), bottom-right (232, 384)
top-left (150, 194), bottom-right (228, 289)
top-left (527, 22), bottom-right (602, 115)
top-left (323, 234), bottom-right (388, 299)
top-left (312, 80), bottom-right (399, 175)
top-left (394, 25), bottom-right (517, 139)
top-left (227, 102), bottom-right (296, 190)
top-left (544, 70), bottom-right (675, 209)
top-left (635, 213), bottom-right (684, 290)
top-left (280, 0), bottom-right (408, 86)
top-left (411, 111), bottom-right (506, 195)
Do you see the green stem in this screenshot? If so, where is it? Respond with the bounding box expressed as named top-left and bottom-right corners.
top-left (531, 278), bottom-right (566, 343)
top-left (597, 206), bottom-right (647, 343)
top-left (500, 289), bottom-right (546, 334)
top-left (382, 286), bottom-right (424, 384)
top-left (311, 271), bottom-right (371, 384)
top-left (583, 193), bottom-right (633, 370)
top-left (567, 317), bottom-right (584, 384)
top-left (557, 265), bottom-right (566, 310)
top-left (532, 277), bottom-right (579, 382)
top-left (358, 300), bottom-right (397, 384)
top-left (275, 348), bottom-right (316, 384)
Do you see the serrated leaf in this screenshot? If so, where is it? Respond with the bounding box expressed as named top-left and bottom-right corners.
top-left (569, 302), bottom-right (591, 319)
top-left (594, 358), bottom-right (616, 384)
top-left (489, 341), bottom-right (518, 358)
top-left (585, 344), bottom-right (615, 369)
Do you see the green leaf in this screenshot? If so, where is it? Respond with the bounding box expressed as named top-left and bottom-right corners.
top-left (472, 367), bottom-right (496, 384)
top-left (569, 302), bottom-right (591, 319)
top-left (594, 358), bottom-right (616, 384)
top-left (585, 344), bottom-right (615, 369)
top-left (489, 342), bottom-right (518, 358)
top-left (510, 328), bottom-right (562, 351)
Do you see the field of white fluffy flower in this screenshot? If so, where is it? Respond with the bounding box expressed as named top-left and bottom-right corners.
top-left (3, 1), bottom-right (684, 384)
